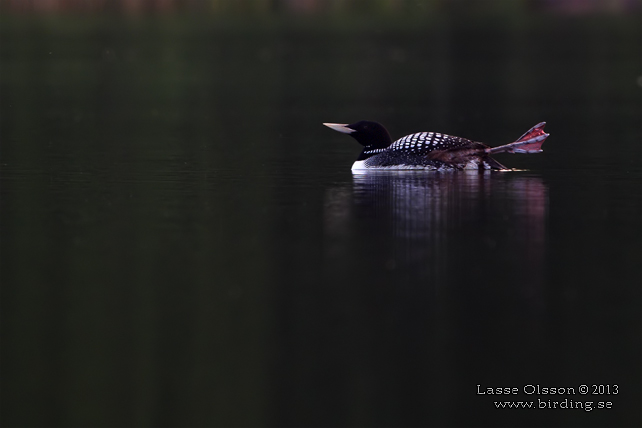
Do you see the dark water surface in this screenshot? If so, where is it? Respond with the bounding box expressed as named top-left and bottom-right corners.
top-left (1, 4), bottom-right (641, 427)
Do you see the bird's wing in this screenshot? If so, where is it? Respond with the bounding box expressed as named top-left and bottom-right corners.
top-left (388, 132), bottom-right (478, 154)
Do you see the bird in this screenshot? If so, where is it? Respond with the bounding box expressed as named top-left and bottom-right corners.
top-left (323, 121), bottom-right (549, 171)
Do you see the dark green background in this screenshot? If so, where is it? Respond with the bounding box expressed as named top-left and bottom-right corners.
top-left (1, 1), bottom-right (640, 427)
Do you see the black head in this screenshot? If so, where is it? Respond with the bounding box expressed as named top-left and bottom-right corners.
top-left (323, 120), bottom-right (393, 149)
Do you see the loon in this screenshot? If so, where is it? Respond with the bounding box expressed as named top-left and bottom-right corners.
top-left (323, 121), bottom-right (549, 171)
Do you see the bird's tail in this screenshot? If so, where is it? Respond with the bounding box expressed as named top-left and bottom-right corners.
top-left (488, 122), bottom-right (549, 154)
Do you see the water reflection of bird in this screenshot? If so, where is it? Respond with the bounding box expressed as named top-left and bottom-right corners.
top-left (349, 172), bottom-right (547, 240)
top-left (324, 172), bottom-right (548, 285)
top-left (323, 121), bottom-right (549, 171)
